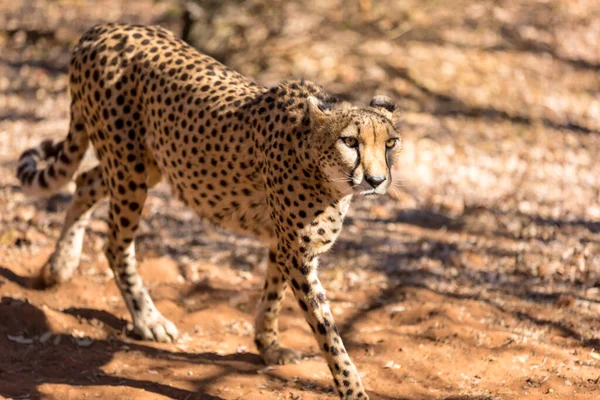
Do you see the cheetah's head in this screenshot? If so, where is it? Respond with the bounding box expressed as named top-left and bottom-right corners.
top-left (307, 95), bottom-right (402, 197)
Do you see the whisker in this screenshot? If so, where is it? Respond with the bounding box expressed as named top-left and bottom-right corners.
top-left (390, 186), bottom-right (402, 200)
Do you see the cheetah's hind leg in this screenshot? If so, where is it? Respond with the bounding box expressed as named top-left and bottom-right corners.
top-left (102, 157), bottom-right (178, 343)
top-left (38, 166), bottom-right (107, 287)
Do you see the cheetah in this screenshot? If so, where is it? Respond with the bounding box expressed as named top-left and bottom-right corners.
top-left (17, 23), bottom-right (402, 399)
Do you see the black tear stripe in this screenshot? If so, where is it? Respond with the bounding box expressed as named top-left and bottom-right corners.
top-left (350, 146), bottom-right (361, 184)
top-left (384, 126), bottom-right (391, 171)
top-left (349, 125), bottom-right (361, 183)
top-left (371, 118), bottom-right (376, 142)
top-left (385, 150), bottom-right (393, 180)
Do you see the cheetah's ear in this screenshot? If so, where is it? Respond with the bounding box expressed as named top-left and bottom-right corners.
top-left (307, 96), bottom-right (333, 124)
top-left (369, 95), bottom-right (396, 120)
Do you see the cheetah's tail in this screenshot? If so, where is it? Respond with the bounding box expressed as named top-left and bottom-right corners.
top-left (17, 119), bottom-right (89, 196)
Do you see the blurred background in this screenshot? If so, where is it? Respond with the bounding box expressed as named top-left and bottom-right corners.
top-left (0, 1), bottom-right (599, 399)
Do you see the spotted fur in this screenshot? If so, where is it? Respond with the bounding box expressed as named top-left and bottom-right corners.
top-left (17, 23), bottom-right (403, 399)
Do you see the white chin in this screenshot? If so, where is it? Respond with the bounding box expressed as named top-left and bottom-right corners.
top-left (357, 188), bottom-right (384, 196)
top-left (353, 181), bottom-right (385, 196)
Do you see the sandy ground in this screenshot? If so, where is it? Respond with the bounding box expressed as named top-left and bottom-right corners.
top-left (1, 0), bottom-right (600, 399)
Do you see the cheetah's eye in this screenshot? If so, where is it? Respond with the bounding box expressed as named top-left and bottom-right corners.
top-left (385, 138), bottom-right (398, 149)
top-left (341, 137), bottom-right (359, 148)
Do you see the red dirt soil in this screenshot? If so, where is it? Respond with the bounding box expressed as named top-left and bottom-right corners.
top-left (1, 1), bottom-right (600, 399)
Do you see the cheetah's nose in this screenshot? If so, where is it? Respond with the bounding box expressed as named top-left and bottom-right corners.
top-left (365, 175), bottom-right (386, 188)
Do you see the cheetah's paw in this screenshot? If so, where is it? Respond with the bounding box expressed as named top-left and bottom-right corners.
top-left (132, 314), bottom-right (179, 343)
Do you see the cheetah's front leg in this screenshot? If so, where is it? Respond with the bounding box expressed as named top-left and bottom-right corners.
top-left (279, 252), bottom-right (368, 400)
top-left (255, 248), bottom-right (300, 365)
